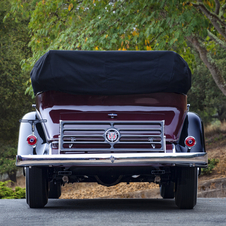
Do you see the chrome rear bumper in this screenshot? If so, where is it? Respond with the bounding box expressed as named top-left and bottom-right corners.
top-left (16, 152), bottom-right (208, 167)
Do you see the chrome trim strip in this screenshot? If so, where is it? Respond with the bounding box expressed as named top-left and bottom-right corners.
top-left (172, 143), bottom-right (176, 154)
top-left (16, 152), bottom-right (208, 167)
top-left (36, 110), bottom-right (50, 141)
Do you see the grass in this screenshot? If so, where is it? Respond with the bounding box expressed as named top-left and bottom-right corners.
top-left (204, 121), bottom-right (226, 177)
top-left (204, 121), bottom-right (226, 138)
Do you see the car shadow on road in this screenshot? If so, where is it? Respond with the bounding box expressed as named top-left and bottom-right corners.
top-left (45, 198), bottom-right (181, 211)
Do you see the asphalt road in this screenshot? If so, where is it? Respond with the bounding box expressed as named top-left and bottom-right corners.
top-left (0, 198), bottom-right (226, 226)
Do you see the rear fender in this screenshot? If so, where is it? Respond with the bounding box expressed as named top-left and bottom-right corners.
top-left (17, 112), bottom-right (48, 156)
top-left (176, 112), bottom-right (205, 153)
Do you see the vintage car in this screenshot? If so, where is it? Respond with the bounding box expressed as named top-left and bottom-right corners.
top-left (16, 50), bottom-right (207, 209)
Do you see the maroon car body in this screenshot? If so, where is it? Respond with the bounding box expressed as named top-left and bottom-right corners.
top-left (37, 91), bottom-right (187, 150)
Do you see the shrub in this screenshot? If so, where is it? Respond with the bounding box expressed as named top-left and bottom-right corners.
top-left (0, 181), bottom-right (25, 199)
top-left (201, 158), bottom-right (219, 175)
top-left (0, 144), bottom-right (18, 183)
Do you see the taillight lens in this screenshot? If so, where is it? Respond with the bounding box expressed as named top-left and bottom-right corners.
top-left (185, 136), bottom-right (196, 148)
top-left (27, 135), bottom-right (37, 146)
top-left (51, 142), bottom-right (58, 149)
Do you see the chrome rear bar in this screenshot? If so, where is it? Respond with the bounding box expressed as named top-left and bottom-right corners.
top-left (16, 152), bottom-right (207, 167)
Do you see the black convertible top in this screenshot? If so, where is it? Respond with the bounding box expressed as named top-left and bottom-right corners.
top-left (30, 50), bottom-right (191, 95)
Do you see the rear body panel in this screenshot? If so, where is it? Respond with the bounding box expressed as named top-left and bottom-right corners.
top-left (36, 91), bottom-right (187, 142)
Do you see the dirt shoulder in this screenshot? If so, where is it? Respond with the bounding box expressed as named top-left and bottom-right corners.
top-left (60, 182), bottom-right (159, 199)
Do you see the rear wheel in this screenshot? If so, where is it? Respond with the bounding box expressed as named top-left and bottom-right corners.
top-left (26, 167), bottom-right (48, 208)
top-left (48, 181), bottom-right (61, 199)
top-left (160, 181), bottom-right (175, 199)
top-left (175, 167), bottom-right (197, 209)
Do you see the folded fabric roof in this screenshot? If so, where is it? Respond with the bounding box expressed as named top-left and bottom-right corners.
top-left (30, 50), bottom-right (191, 95)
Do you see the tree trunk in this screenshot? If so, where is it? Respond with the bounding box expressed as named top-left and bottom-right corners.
top-left (8, 170), bottom-right (17, 184)
top-left (187, 36), bottom-right (226, 97)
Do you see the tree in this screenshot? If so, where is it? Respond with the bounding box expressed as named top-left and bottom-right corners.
top-left (0, 144), bottom-right (18, 183)
top-left (0, 0), bottom-right (32, 140)
top-left (0, 0), bottom-right (32, 181)
top-left (186, 1), bottom-right (226, 97)
top-left (188, 45), bottom-right (226, 124)
top-left (8, 0), bottom-right (226, 98)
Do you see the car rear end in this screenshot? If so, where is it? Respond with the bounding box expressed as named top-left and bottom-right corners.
top-left (16, 50), bottom-right (207, 209)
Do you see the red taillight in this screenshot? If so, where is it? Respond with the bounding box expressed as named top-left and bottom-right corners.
top-left (27, 135), bottom-right (37, 146)
top-left (185, 136), bottom-right (196, 148)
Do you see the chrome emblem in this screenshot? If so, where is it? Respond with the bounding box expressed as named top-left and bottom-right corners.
top-left (105, 128), bottom-right (120, 143)
top-left (110, 155), bottom-right (115, 163)
top-left (108, 113), bottom-right (117, 118)
top-left (108, 132), bottom-right (117, 142)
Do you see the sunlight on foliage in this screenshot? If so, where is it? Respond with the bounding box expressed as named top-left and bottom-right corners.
top-left (0, 181), bottom-right (25, 199)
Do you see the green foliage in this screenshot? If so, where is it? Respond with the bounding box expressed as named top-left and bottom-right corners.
top-left (201, 158), bottom-right (219, 175)
top-left (188, 44), bottom-right (226, 124)
top-left (0, 143), bottom-right (18, 182)
top-left (0, 181), bottom-right (25, 199)
top-left (8, 1), bottom-right (202, 70)
top-left (0, 0), bottom-right (33, 141)
top-left (0, 0), bottom-right (33, 178)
